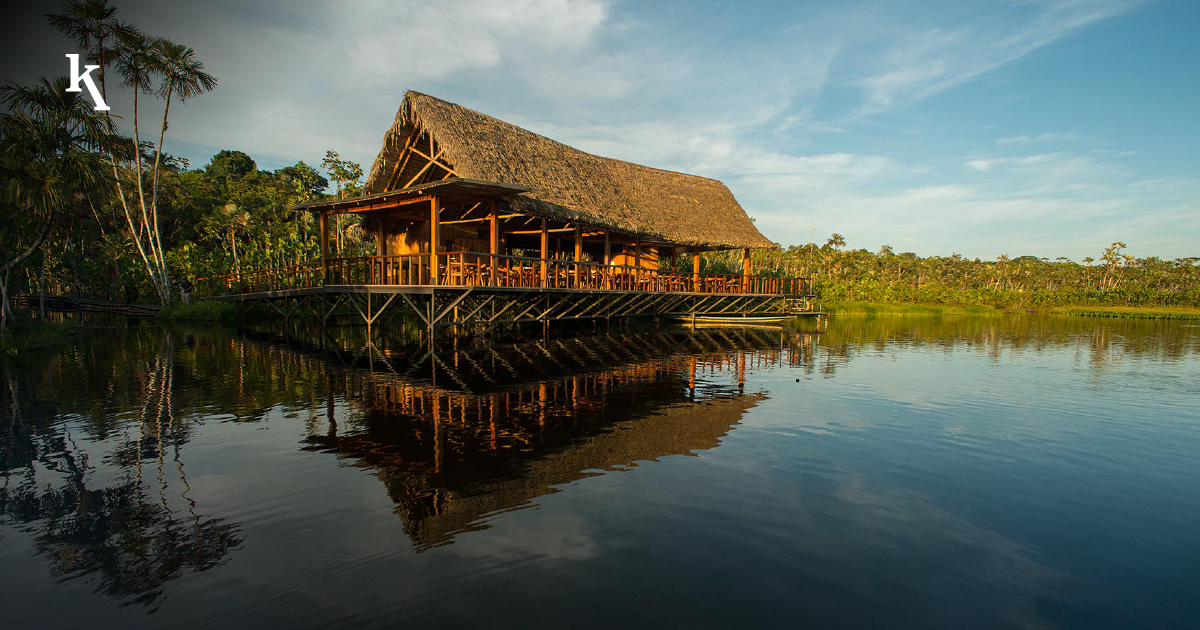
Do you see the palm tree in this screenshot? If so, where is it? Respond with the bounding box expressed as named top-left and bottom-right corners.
top-left (148, 38), bottom-right (217, 284)
top-left (46, 2), bottom-right (217, 304)
top-left (0, 77), bottom-right (120, 326)
top-left (827, 233), bottom-right (846, 251)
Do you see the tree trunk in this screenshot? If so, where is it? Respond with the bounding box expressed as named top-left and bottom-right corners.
top-left (39, 251), bottom-right (46, 320)
top-left (0, 271), bottom-right (9, 329)
top-left (150, 87), bottom-right (173, 298)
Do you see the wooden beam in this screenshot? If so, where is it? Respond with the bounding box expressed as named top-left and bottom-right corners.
top-left (693, 249), bottom-right (700, 290)
top-left (509, 227), bottom-right (576, 234)
top-left (742, 247), bottom-right (751, 292)
top-left (384, 131), bottom-right (419, 191)
top-left (402, 148), bottom-right (447, 189)
top-left (635, 235), bottom-right (642, 269)
top-left (574, 226), bottom-right (583, 286)
top-left (489, 200), bottom-right (499, 286)
top-left (319, 211), bottom-right (329, 283)
top-left (540, 218), bottom-right (548, 286)
top-left (330, 194), bottom-right (436, 215)
top-left (430, 197), bottom-right (441, 286)
top-left (441, 212), bottom-right (521, 225)
top-left (604, 232), bottom-right (611, 265)
top-left (407, 145), bottom-right (459, 178)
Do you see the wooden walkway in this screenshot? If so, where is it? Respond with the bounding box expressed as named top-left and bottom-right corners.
top-left (197, 252), bottom-right (817, 332)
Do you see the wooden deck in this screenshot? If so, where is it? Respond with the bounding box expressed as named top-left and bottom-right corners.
top-left (197, 252), bottom-right (817, 332)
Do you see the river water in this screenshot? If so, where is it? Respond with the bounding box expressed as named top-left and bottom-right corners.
top-left (1, 316), bottom-right (1198, 628)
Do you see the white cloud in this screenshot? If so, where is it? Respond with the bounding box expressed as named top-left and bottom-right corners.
top-left (346, 0), bottom-right (610, 84)
top-left (996, 132), bottom-right (1080, 144)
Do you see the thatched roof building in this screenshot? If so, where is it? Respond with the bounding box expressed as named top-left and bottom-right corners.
top-left (363, 91), bottom-right (773, 250)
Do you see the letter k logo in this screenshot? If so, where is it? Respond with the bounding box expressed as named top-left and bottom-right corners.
top-left (65, 53), bottom-right (109, 111)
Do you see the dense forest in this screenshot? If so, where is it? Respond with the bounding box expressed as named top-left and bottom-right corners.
top-left (2, 1), bottom-right (1197, 331)
top-left (694, 239), bottom-right (1200, 310)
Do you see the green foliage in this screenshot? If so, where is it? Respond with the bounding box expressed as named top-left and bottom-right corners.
top-left (0, 316), bottom-right (71, 353)
top-left (707, 242), bottom-right (1200, 311)
top-left (156, 300), bottom-right (237, 321)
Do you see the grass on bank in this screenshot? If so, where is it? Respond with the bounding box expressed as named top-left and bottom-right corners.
top-left (822, 301), bottom-right (1200, 319)
top-left (822, 302), bottom-right (1005, 317)
top-left (1048, 305), bottom-right (1200, 320)
top-left (0, 317), bottom-right (72, 353)
top-left (156, 301), bottom-right (238, 321)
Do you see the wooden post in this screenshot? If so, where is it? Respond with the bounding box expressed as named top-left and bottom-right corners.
top-left (319, 211), bottom-right (329, 284)
top-left (603, 231), bottom-right (611, 289)
top-left (540, 218), bottom-right (548, 286)
top-left (692, 248), bottom-right (700, 291)
top-left (634, 235), bottom-right (642, 269)
top-left (738, 351), bottom-right (746, 394)
top-left (375, 229), bottom-right (386, 284)
top-left (574, 226), bottom-right (582, 287)
top-left (489, 200), bottom-right (499, 286)
top-left (430, 197), bottom-right (440, 285)
top-left (742, 248), bottom-right (751, 293)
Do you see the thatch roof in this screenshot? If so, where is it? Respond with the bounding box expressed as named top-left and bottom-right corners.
top-left (364, 91), bottom-right (775, 250)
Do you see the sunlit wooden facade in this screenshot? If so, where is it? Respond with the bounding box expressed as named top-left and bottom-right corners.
top-left (199, 92), bottom-right (817, 330)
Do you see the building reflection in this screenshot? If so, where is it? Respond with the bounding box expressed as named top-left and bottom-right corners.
top-left (297, 329), bottom-right (811, 549)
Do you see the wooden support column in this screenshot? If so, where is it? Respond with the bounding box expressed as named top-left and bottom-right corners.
top-left (574, 226), bottom-right (582, 287)
top-left (634, 235), bottom-right (642, 269)
top-left (430, 197), bottom-right (440, 285)
top-left (319, 211), bottom-right (329, 284)
top-left (489, 200), bottom-right (499, 286)
top-left (603, 232), bottom-right (612, 289)
top-left (742, 247), bottom-right (751, 292)
top-left (692, 248), bottom-right (701, 291)
top-left (375, 229), bottom-right (387, 284)
top-left (540, 218), bottom-right (549, 286)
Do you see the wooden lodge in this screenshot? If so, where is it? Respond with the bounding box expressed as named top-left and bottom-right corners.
top-left (201, 92), bottom-right (815, 331)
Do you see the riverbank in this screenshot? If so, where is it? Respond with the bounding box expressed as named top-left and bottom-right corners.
top-left (1049, 305), bottom-right (1200, 320)
top-left (0, 319), bottom-right (72, 354)
top-left (157, 301), bottom-right (238, 321)
top-left (823, 301), bottom-right (1200, 319)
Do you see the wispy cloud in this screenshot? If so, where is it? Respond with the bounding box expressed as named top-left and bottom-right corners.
top-left (849, 0), bottom-right (1144, 117)
top-left (995, 132), bottom-right (1080, 144)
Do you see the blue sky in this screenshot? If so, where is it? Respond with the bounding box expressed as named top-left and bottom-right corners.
top-left (3, 0), bottom-right (1197, 260)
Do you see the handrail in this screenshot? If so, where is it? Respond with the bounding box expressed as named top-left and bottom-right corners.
top-left (195, 252), bottom-right (814, 299)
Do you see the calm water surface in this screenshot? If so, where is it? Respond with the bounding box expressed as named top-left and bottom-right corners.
top-left (1, 316), bottom-right (1198, 628)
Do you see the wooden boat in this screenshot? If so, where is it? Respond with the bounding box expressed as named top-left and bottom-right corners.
top-left (667, 314), bottom-right (797, 326)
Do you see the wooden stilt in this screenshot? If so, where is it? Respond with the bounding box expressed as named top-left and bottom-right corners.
top-left (430, 197), bottom-right (441, 286)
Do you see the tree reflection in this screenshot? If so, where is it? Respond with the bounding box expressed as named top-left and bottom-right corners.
top-left (0, 332), bottom-right (240, 608)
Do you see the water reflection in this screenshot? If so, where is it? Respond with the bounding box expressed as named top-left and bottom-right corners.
top-left (799, 315), bottom-right (1199, 376)
top-left (2, 315), bottom-right (1196, 623)
top-left (0, 333), bottom-right (240, 609)
top-left (295, 330), bottom-right (799, 549)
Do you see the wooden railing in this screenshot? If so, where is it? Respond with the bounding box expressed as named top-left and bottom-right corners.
top-left (196, 253), bottom-right (812, 298)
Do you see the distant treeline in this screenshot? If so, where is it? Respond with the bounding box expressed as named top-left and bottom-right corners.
top-left (683, 239), bottom-right (1200, 309)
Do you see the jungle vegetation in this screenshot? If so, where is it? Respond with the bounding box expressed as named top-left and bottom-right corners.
top-left (686, 238), bottom-right (1199, 311)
